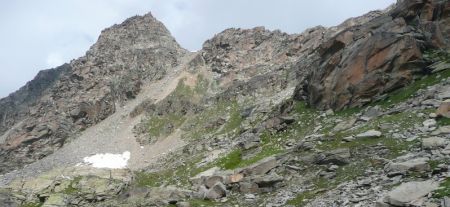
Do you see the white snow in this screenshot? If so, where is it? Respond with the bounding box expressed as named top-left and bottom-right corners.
top-left (82, 151), bottom-right (131, 169)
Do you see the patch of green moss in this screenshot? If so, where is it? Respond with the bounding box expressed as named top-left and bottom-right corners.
top-left (185, 100), bottom-right (242, 140)
top-left (215, 145), bottom-right (284, 170)
top-left (216, 149), bottom-right (243, 170)
top-left (194, 74), bottom-right (209, 94)
top-left (134, 171), bottom-right (166, 187)
top-left (375, 69), bottom-right (450, 108)
top-left (286, 190), bottom-right (319, 206)
top-left (318, 110), bottom-right (422, 158)
top-left (218, 102), bottom-right (243, 135)
top-left (437, 117), bottom-right (450, 126)
top-left (62, 176), bottom-right (82, 195)
top-left (148, 113), bottom-right (186, 137)
top-left (433, 178), bottom-right (450, 198)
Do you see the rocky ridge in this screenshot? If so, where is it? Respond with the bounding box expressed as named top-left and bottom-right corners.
top-left (1, 0), bottom-right (450, 207)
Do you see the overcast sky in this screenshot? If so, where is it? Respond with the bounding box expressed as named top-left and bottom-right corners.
top-left (0, 0), bottom-right (395, 98)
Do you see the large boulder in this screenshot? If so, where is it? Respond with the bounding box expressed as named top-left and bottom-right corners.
top-left (437, 100), bottom-right (450, 118)
top-left (385, 158), bottom-right (431, 173)
top-left (296, 0), bottom-right (450, 110)
top-left (314, 148), bottom-right (351, 166)
top-left (241, 156), bottom-right (278, 176)
top-left (382, 180), bottom-right (439, 206)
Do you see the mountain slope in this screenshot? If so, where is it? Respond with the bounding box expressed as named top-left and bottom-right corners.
top-left (1, 1), bottom-right (450, 207)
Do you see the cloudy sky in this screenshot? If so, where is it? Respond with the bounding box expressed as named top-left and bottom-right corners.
top-left (0, 0), bottom-right (395, 98)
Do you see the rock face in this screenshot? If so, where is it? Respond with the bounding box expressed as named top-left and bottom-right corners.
top-left (1, 1), bottom-right (450, 207)
top-left (382, 180), bottom-right (439, 206)
top-left (0, 13), bottom-right (187, 173)
top-left (297, 0), bottom-right (450, 110)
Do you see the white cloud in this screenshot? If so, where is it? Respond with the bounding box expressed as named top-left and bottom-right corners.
top-left (46, 53), bottom-right (64, 68)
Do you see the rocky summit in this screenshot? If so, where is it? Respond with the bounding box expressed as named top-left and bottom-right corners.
top-left (1, 0), bottom-right (450, 206)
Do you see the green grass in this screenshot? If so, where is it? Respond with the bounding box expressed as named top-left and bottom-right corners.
top-left (147, 113), bottom-right (186, 137)
top-left (287, 190), bottom-right (320, 206)
top-left (194, 74), bottom-right (209, 94)
top-left (218, 102), bottom-right (243, 135)
top-left (375, 69), bottom-right (450, 108)
top-left (62, 176), bottom-right (82, 195)
top-left (216, 149), bottom-right (243, 170)
top-left (216, 145), bottom-right (284, 170)
top-left (434, 178), bottom-right (450, 198)
top-left (184, 100), bottom-right (242, 140)
top-left (437, 117), bottom-right (450, 126)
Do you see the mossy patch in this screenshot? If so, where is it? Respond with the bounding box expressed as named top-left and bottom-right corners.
top-left (215, 145), bottom-right (284, 170)
top-left (374, 69), bottom-right (450, 109)
top-left (147, 113), bottom-right (186, 137)
top-left (62, 176), bottom-right (82, 195)
top-left (437, 117), bottom-right (450, 126)
top-left (433, 178), bottom-right (450, 198)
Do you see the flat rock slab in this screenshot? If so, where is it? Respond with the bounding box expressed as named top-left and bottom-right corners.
top-left (384, 180), bottom-right (439, 206)
top-left (356, 130), bottom-right (382, 138)
top-left (385, 158), bottom-right (430, 173)
top-left (422, 137), bottom-right (447, 149)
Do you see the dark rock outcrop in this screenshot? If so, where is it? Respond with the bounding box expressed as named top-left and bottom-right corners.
top-left (296, 0), bottom-right (450, 110)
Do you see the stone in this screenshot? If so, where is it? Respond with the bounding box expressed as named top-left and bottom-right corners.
top-left (242, 156), bottom-right (278, 176)
top-left (239, 182), bottom-right (259, 194)
top-left (385, 158), bottom-right (431, 173)
top-left (431, 126), bottom-right (450, 135)
top-left (422, 99), bottom-right (441, 107)
top-left (332, 118), bottom-right (357, 132)
top-left (423, 119), bottom-right (437, 128)
top-left (228, 173), bottom-right (244, 184)
top-left (356, 130), bottom-right (382, 138)
top-left (244, 193), bottom-right (256, 200)
top-left (314, 148), bottom-right (351, 166)
top-left (194, 185), bottom-right (208, 199)
top-left (190, 167), bottom-right (220, 185)
top-left (342, 136), bottom-right (356, 142)
top-left (325, 109), bottom-right (334, 116)
top-left (437, 101), bottom-right (450, 118)
top-left (442, 197), bottom-right (450, 207)
top-left (237, 133), bottom-right (261, 150)
top-left (42, 193), bottom-right (67, 207)
top-left (206, 182), bottom-right (227, 200)
top-left (205, 176), bottom-right (225, 188)
top-left (422, 137), bottom-right (447, 149)
top-left (176, 202), bottom-right (191, 207)
top-left (431, 62), bottom-right (450, 74)
top-left (384, 180), bottom-right (439, 206)
top-left (251, 174), bottom-right (284, 187)
top-left (0, 189), bottom-right (19, 207)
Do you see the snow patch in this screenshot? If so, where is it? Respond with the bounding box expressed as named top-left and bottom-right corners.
top-left (82, 151), bottom-right (130, 169)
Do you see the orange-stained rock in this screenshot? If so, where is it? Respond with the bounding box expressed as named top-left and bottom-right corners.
top-left (297, 0), bottom-right (449, 110)
top-left (437, 101), bottom-right (450, 118)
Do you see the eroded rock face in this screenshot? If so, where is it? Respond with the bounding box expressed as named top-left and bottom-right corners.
top-left (0, 12), bottom-right (187, 173)
top-left (297, 0), bottom-right (450, 110)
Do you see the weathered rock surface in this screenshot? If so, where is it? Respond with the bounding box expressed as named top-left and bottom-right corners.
top-left (356, 130), bottom-right (383, 138)
top-left (297, 0), bottom-right (450, 110)
top-left (382, 180), bottom-right (439, 206)
top-left (0, 13), bottom-right (187, 173)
